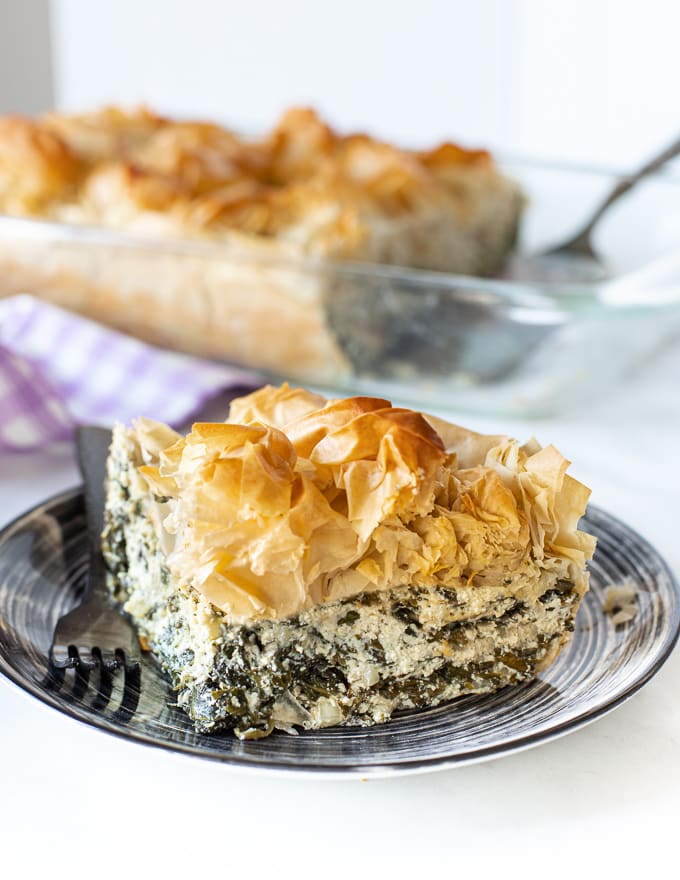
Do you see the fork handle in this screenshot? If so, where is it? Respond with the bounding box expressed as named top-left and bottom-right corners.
top-left (76, 426), bottom-right (113, 592)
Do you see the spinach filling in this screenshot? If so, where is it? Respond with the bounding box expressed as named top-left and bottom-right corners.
top-left (145, 578), bottom-right (576, 737)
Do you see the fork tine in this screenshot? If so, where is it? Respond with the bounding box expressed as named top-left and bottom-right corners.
top-left (117, 647), bottom-right (140, 672)
top-left (72, 643), bottom-right (96, 671)
top-left (96, 648), bottom-right (121, 672)
top-left (50, 643), bottom-right (78, 668)
top-left (46, 647), bottom-right (138, 715)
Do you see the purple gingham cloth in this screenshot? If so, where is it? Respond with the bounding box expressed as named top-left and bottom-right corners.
top-left (0, 296), bottom-right (262, 451)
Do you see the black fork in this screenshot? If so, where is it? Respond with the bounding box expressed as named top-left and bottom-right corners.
top-left (47, 426), bottom-right (141, 718)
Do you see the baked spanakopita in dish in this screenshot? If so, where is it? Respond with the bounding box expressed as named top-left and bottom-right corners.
top-left (102, 384), bottom-right (595, 739)
top-left (0, 107), bottom-right (522, 381)
top-left (0, 105), bottom-right (521, 272)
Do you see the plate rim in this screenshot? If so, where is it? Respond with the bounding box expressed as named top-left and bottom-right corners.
top-left (0, 487), bottom-right (678, 777)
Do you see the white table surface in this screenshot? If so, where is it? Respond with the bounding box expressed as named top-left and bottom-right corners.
top-left (1, 344), bottom-right (679, 880)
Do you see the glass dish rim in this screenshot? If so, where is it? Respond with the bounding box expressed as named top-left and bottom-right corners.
top-left (2, 156), bottom-right (680, 313)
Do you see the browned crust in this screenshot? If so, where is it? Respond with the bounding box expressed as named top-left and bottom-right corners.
top-left (0, 105), bottom-right (520, 244)
top-left (127, 384), bottom-right (594, 622)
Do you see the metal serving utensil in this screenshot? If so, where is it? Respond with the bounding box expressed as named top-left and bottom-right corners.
top-left (507, 133), bottom-right (680, 283)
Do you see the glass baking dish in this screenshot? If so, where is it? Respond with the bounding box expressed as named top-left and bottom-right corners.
top-left (1, 158), bottom-right (679, 417)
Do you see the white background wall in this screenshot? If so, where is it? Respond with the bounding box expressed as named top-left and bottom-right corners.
top-left (1, 0), bottom-right (678, 170)
top-left (0, 0), bottom-right (53, 114)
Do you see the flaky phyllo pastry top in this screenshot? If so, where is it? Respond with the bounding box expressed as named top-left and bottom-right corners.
top-left (0, 105), bottom-right (514, 254)
top-left (131, 385), bottom-right (595, 623)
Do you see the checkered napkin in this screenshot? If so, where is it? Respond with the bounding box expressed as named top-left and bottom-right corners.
top-left (0, 295), bottom-right (262, 451)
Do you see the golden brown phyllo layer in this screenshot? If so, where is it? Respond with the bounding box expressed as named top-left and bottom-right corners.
top-left (0, 105), bottom-right (518, 256)
top-left (0, 107), bottom-right (524, 385)
top-left (132, 384), bottom-right (595, 625)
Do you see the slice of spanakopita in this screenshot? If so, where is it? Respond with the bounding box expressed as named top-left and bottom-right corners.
top-left (102, 383), bottom-right (595, 738)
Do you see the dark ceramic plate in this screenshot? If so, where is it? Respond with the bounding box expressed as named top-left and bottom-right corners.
top-left (0, 490), bottom-right (678, 777)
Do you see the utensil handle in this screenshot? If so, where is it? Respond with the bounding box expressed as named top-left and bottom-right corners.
top-left (76, 426), bottom-right (113, 582)
top-left (583, 134), bottom-right (680, 237)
